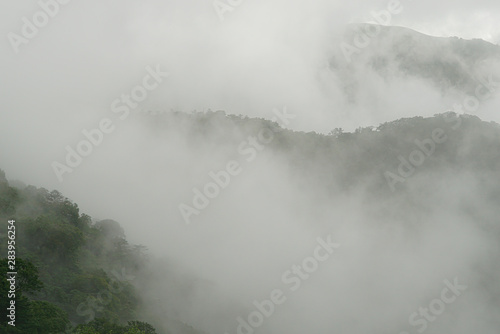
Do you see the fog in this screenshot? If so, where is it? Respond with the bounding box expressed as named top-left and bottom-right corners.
top-left (1, 0), bottom-right (499, 333)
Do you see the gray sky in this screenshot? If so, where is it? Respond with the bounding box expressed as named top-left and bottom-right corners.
top-left (1, 2), bottom-right (499, 333)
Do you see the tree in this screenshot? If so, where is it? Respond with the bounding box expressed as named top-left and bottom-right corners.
top-left (0, 173), bottom-right (19, 215)
top-left (74, 318), bottom-right (124, 334)
top-left (0, 258), bottom-right (69, 334)
top-left (329, 127), bottom-right (343, 137)
top-left (24, 215), bottom-right (84, 262)
top-left (124, 327), bottom-right (147, 334)
top-left (28, 300), bottom-right (69, 334)
top-left (0, 258), bottom-right (43, 296)
top-left (74, 318), bottom-right (158, 334)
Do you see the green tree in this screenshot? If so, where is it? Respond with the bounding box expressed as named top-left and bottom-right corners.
top-left (24, 215), bottom-right (84, 263)
top-left (74, 318), bottom-right (126, 334)
top-left (127, 321), bottom-right (157, 334)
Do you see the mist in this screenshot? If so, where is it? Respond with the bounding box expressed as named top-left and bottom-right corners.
top-left (1, 0), bottom-right (499, 333)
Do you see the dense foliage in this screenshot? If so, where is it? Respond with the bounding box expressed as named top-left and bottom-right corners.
top-left (2, 111), bottom-right (500, 333)
top-left (0, 169), bottom-right (157, 333)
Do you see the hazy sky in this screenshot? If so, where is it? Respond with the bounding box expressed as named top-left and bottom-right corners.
top-left (1, 0), bottom-right (499, 147)
top-left (1, 0), bottom-right (499, 253)
top-left (1, 2), bottom-right (499, 333)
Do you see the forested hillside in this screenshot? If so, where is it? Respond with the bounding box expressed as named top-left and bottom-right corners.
top-left (0, 169), bottom-right (197, 333)
top-left (2, 110), bottom-right (500, 333)
top-left (138, 109), bottom-right (500, 194)
top-left (331, 24), bottom-right (500, 103)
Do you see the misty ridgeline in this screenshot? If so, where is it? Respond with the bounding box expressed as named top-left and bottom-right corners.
top-left (1, 24), bottom-right (500, 334)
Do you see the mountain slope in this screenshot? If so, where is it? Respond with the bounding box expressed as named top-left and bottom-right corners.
top-left (330, 24), bottom-right (500, 99)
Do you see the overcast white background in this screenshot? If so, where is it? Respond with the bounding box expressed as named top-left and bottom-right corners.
top-left (1, 2), bottom-right (500, 333)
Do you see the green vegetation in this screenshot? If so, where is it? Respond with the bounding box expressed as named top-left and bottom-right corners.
top-left (0, 169), bottom-right (157, 333)
top-left (2, 111), bottom-right (500, 333)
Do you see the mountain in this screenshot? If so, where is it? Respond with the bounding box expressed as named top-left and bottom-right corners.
top-left (2, 110), bottom-right (500, 333)
top-left (330, 24), bottom-right (500, 100)
top-left (0, 170), bottom-right (205, 334)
